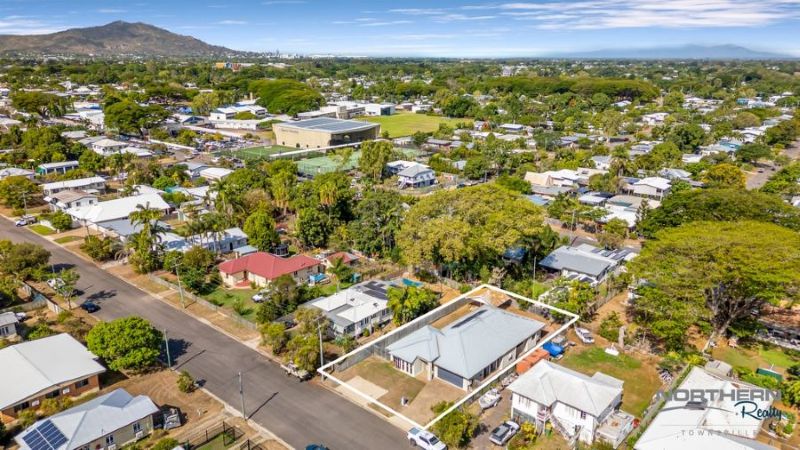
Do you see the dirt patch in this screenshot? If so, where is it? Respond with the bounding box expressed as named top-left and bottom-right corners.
top-left (339, 356), bottom-right (426, 412)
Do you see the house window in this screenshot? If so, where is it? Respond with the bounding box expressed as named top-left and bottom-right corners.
top-left (133, 422), bottom-right (142, 433)
top-left (105, 435), bottom-right (115, 445)
top-left (45, 390), bottom-right (60, 399)
top-left (75, 379), bottom-right (90, 389)
top-left (13, 401), bottom-right (30, 412)
top-left (580, 411), bottom-right (587, 419)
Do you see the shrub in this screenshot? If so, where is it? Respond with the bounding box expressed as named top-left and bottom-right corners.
top-left (231, 298), bottom-right (247, 316)
top-left (152, 438), bottom-right (179, 450)
top-left (26, 321), bottom-right (55, 340)
top-left (81, 235), bottom-right (116, 261)
top-left (177, 371), bottom-right (195, 393)
top-left (17, 410), bottom-right (37, 427)
top-left (261, 322), bottom-right (288, 354)
top-left (599, 312), bottom-right (623, 342)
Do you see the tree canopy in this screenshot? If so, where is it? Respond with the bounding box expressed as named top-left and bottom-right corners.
top-left (86, 317), bottom-right (163, 371)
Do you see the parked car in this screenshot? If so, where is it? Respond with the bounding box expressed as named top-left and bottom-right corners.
top-left (407, 428), bottom-right (446, 450)
top-left (575, 327), bottom-right (595, 344)
top-left (80, 301), bottom-right (100, 313)
top-left (47, 278), bottom-right (65, 290)
top-left (305, 446), bottom-right (329, 450)
top-left (15, 215), bottom-right (35, 226)
top-left (14, 312), bottom-right (28, 321)
top-left (252, 291), bottom-right (269, 303)
top-left (489, 421), bottom-right (520, 446)
top-left (478, 388), bottom-right (501, 410)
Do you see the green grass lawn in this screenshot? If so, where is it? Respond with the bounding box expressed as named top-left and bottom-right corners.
top-left (29, 224), bottom-right (55, 235)
top-left (195, 432), bottom-right (238, 450)
top-left (203, 287), bottom-right (260, 322)
top-left (54, 235), bottom-right (82, 244)
top-left (560, 347), bottom-right (662, 417)
top-left (364, 112), bottom-right (472, 137)
top-left (712, 343), bottom-right (799, 374)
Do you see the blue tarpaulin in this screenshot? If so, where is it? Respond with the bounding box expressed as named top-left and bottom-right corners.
top-left (542, 341), bottom-right (564, 357)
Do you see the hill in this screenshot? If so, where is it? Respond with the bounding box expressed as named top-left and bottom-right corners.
top-left (559, 44), bottom-right (794, 60)
top-left (0, 21), bottom-right (237, 57)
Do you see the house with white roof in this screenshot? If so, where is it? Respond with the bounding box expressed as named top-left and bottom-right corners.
top-left (15, 389), bottom-right (158, 450)
top-left (386, 305), bottom-right (545, 390)
top-left (209, 104), bottom-right (267, 121)
top-left (0, 167), bottom-right (35, 180)
top-left (0, 311), bottom-right (19, 338)
top-left (66, 193), bottom-right (170, 229)
top-left (641, 113), bottom-right (669, 126)
top-left (0, 334), bottom-right (105, 424)
top-left (46, 190), bottom-right (98, 212)
top-left (36, 161), bottom-right (79, 176)
top-left (42, 176), bottom-right (106, 196)
top-left (162, 227), bottom-right (248, 254)
top-left (509, 361), bottom-right (634, 448)
top-left (307, 280), bottom-right (393, 337)
top-left (628, 177), bottom-right (671, 200)
top-left (396, 162), bottom-right (436, 188)
top-left (539, 244), bottom-right (637, 285)
top-left (198, 167), bottom-right (233, 181)
top-left (635, 367), bottom-right (777, 450)
top-left (90, 138), bottom-right (127, 157)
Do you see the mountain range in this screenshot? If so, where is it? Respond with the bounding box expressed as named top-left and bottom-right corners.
top-left (0, 21), bottom-right (236, 57)
top-left (556, 44), bottom-right (795, 60)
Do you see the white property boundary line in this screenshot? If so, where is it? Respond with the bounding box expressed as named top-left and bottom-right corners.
top-left (317, 283), bottom-right (579, 431)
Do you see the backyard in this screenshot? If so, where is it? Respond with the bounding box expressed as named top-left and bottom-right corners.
top-left (364, 112), bottom-right (471, 137)
top-left (560, 346), bottom-right (663, 417)
top-left (712, 342), bottom-right (800, 375)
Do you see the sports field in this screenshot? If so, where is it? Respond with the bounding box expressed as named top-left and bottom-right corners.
top-left (224, 145), bottom-right (296, 160)
top-left (364, 112), bottom-right (472, 137)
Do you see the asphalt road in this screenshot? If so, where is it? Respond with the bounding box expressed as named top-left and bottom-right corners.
top-left (1, 220), bottom-right (406, 450)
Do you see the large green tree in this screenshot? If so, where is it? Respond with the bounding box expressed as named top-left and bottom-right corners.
top-left (358, 140), bottom-right (396, 181)
top-left (387, 286), bottom-right (438, 325)
top-left (243, 208), bottom-right (279, 251)
top-left (349, 190), bottom-right (404, 257)
top-left (86, 317), bottom-right (163, 371)
top-left (630, 221), bottom-right (800, 349)
top-left (104, 100), bottom-right (169, 136)
top-left (397, 184), bottom-right (543, 276)
top-left (640, 189), bottom-right (800, 237)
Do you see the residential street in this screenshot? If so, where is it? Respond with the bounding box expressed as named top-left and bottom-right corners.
top-left (1, 220), bottom-right (405, 450)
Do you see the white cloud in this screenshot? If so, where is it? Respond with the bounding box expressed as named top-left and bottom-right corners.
top-left (494, 0), bottom-right (800, 29)
top-left (360, 20), bottom-right (413, 27)
top-left (218, 19), bottom-right (247, 25)
top-left (97, 8), bottom-right (127, 13)
top-left (0, 16), bottom-right (68, 34)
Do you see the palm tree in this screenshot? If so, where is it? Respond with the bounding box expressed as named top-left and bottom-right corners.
top-left (318, 181), bottom-right (338, 208)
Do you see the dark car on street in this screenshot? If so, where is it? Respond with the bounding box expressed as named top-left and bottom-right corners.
top-left (80, 301), bottom-right (100, 313)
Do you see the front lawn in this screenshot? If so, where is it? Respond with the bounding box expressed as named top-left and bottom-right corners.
top-left (341, 356), bottom-right (425, 411)
top-left (29, 224), bottom-right (56, 235)
top-left (363, 112), bottom-right (471, 137)
top-left (203, 287), bottom-right (260, 322)
top-left (712, 343), bottom-right (799, 374)
top-left (560, 347), bottom-right (662, 417)
top-left (54, 235), bottom-right (82, 244)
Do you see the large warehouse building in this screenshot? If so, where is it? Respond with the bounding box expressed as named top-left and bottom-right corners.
top-left (273, 117), bottom-right (380, 149)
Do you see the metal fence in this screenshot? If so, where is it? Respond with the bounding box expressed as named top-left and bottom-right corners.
top-left (183, 421), bottom-right (243, 450)
top-left (237, 439), bottom-right (266, 450)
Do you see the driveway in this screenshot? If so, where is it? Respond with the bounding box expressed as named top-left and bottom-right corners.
top-left (1, 219), bottom-right (406, 450)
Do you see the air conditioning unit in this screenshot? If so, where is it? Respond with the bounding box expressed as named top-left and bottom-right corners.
top-left (107, 444), bottom-right (117, 450)
top-left (135, 431), bottom-right (144, 439)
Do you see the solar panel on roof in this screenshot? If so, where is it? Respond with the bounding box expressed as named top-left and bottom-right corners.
top-left (22, 420), bottom-right (67, 450)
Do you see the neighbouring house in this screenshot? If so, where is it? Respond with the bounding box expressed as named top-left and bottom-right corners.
top-left (524, 168), bottom-right (605, 189)
top-left (539, 244), bottom-right (636, 285)
top-left (218, 251), bottom-right (323, 288)
top-left (15, 389), bottom-right (159, 450)
top-left (183, 162), bottom-right (209, 179)
top-left (0, 167), bottom-right (35, 180)
top-left (198, 167), bottom-right (233, 181)
top-left (66, 193), bottom-right (170, 230)
top-left (90, 138), bottom-right (127, 156)
top-left (508, 360), bottom-right (634, 448)
top-left (591, 155), bottom-right (612, 171)
top-left (635, 367), bottom-right (777, 450)
top-left (46, 190), bottom-right (98, 212)
top-left (396, 162), bottom-right (436, 188)
top-left (323, 251), bottom-right (360, 268)
top-left (386, 305), bottom-right (545, 390)
top-left (163, 227), bottom-right (248, 253)
top-left (0, 311), bottom-right (19, 338)
top-left (307, 280), bottom-right (393, 337)
top-left (641, 112), bottom-right (669, 126)
top-left (41, 176), bottom-right (106, 196)
top-left (627, 177), bottom-right (671, 200)
top-left (95, 218), bottom-right (171, 243)
top-left (209, 104), bottom-right (267, 121)
top-left (0, 333), bottom-right (105, 423)
top-left (36, 161), bottom-right (79, 176)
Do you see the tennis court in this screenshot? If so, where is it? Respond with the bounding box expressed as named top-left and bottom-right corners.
top-left (297, 150), bottom-right (362, 175)
top-left (224, 145), bottom-right (296, 160)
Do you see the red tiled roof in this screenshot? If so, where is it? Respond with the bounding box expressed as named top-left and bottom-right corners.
top-left (326, 251), bottom-right (359, 264)
top-left (218, 252), bottom-right (321, 280)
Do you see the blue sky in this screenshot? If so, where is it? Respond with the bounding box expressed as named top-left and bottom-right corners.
top-left (1, 0), bottom-right (799, 57)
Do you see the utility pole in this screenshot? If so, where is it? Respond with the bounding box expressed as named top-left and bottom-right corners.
top-left (238, 371), bottom-right (246, 419)
top-left (175, 262), bottom-right (186, 308)
top-left (317, 321), bottom-right (325, 370)
top-left (164, 329), bottom-right (171, 368)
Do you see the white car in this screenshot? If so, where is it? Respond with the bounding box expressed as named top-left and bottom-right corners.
top-left (407, 428), bottom-right (447, 450)
top-left (575, 327), bottom-right (595, 344)
top-left (47, 278), bottom-right (65, 290)
top-left (252, 291), bottom-right (269, 303)
top-left (489, 421), bottom-right (520, 446)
